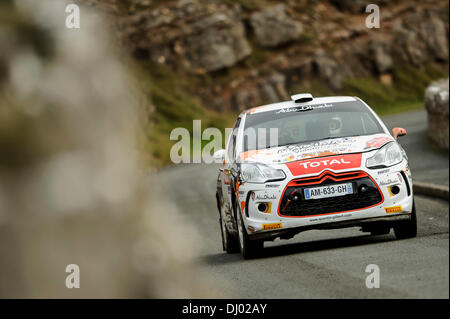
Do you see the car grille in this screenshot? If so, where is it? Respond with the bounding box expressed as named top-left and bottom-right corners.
top-left (279, 171), bottom-right (383, 217)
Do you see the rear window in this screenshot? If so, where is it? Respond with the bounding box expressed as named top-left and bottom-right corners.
top-left (243, 100), bottom-right (384, 152)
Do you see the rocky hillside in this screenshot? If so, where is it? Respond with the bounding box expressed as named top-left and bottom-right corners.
top-left (76, 0), bottom-right (448, 165)
top-left (79, 0), bottom-right (448, 110)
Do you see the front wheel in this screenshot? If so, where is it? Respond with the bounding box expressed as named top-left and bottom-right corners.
top-left (394, 200), bottom-right (417, 239)
top-left (235, 201), bottom-right (263, 259)
top-left (219, 205), bottom-right (239, 253)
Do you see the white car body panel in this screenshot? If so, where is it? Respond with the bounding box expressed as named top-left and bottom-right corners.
top-left (217, 96), bottom-right (414, 240)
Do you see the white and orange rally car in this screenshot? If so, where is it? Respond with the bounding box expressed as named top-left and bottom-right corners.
top-left (214, 94), bottom-right (416, 259)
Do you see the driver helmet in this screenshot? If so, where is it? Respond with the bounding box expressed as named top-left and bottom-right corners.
top-left (328, 115), bottom-right (343, 135)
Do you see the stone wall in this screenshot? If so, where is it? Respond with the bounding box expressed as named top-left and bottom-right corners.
top-left (425, 78), bottom-right (449, 150)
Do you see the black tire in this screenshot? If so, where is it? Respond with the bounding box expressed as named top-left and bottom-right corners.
top-left (235, 201), bottom-right (263, 259)
top-left (219, 204), bottom-right (239, 254)
top-left (394, 200), bottom-right (417, 240)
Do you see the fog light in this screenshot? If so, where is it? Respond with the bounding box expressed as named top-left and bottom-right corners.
top-left (257, 203), bottom-right (267, 212)
top-left (390, 185), bottom-right (400, 195)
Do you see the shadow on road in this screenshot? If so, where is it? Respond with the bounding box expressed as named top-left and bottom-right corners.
top-left (201, 232), bottom-right (397, 265)
top-left (260, 233), bottom-right (396, 259)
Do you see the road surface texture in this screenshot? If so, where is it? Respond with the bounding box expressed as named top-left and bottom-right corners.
top-left (153, 110), bottom-right (449, 298)
top-left (383, 109), bottom-right (449, 186)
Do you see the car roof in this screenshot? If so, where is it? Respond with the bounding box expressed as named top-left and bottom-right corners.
top-left (242, 96), bottom-right (359, 115)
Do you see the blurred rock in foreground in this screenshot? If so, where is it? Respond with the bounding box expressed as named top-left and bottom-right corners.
top-left (425, 78), bottom-right (449, 150)
top-left (0, 0), bottom-right (212, 298)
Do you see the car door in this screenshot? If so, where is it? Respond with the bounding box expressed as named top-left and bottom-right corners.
top-left (221, 116), bottom-right (241, 219)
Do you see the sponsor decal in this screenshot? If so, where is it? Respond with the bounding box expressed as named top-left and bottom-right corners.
top-left (379, 173), bottom-right (402, 186)
top-left (309, 213), bottom-right (352, 222)
top-left (275, 103), bottom-right (333, 114)
top-left (262, 223), bottom-right (282, 230)
top-left (241, 134), bottom-right (394, 165)
top-left (265, 184), bottom-right (280, 188)
top-left (365, 136), bottom-right (393, 149)
top-left (240, 149), bottom-right (273, 162)
top-left (276, 137), bottom-right (357, 157)
top-left (255, 194), bottom-right (277, 200)
top-left (377, 168), bottom-right (390, 175)
top-left (385, 206), bottom-right (402, 213)
top-left (286, 153), bottom-right (362, 176)
top-left (240, 201), bottom-right (246, 212)
top-left (379, 179), bottom-right (399, 186)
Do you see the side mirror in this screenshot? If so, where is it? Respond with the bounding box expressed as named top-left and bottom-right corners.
top-left (213, 149), bottom-right (226, 161)
top-left (392, 127), bottom-right (407, 140)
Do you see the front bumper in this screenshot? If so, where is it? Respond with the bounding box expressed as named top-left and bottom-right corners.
top-left (248, 213), bottom-right (412, 241)
top-left (238, 161), bottom-right (414, 241)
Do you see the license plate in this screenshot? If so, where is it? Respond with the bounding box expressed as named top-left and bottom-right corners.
top-left (304, 183), bottom-right (353, 200)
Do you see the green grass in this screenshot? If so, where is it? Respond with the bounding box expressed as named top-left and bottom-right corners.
top-left (341, 64), bottom-right (448, 115)
top-left (135, 62), bottom-right (236, 167)
top-left (137, 61), bottom-right (447, 167)
top-left (301, 64), bottom-right (447, 116)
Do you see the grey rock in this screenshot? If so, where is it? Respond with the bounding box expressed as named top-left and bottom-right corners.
top-left (425, 78), bottom-right (449, 150)
top-left (233, 86), bottom-right (261, 111)
top-left (179, 17), bottom-right (251, 73)
top-left (419, 13), bottom-right (449, 62)
top-left (250, 4), bottom-right (303, 48)
top-left (313, 54), bottom-right (343, 91)
top-left (393, 26), bottom-right (428, 66)
top-left (268, 72), bottom-right (288, 100)
top-left (370, 38), bottom-right (393, 74)
top-left (392, 9), bottom-right (448, 65)
top-left (260, 82), bottom-right (279, 103)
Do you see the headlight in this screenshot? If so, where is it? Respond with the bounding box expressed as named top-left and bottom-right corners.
top-left (241, 163), bottom-right (286, 183)
top-left (366, 142), bottom-right (404, 169)
top-left (399, 144), bottom-right (408, 161)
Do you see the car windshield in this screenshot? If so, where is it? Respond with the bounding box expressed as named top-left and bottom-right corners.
top-left (243, 100), bottom-right (384, 152)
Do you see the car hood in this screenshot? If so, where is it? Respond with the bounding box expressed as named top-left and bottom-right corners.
top-left (240, 134), bottom-right (394, 165)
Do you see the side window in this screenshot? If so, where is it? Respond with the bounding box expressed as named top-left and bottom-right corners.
top-left (227, 117), bottom-right (241, 162)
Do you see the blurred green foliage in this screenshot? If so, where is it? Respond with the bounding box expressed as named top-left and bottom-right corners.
top-left (141, 62), bottom-right (447, 167)
top-left (342, 64), bottom-right (448, 114)
top-left (136, 62), bottom-right (236, 166)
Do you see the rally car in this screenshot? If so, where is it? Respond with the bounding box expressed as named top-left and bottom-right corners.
top-left (214, 94), bottom-right (416, 259)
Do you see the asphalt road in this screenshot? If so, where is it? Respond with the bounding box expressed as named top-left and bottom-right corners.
top-left (153, 110), bottom-right (449, 298)
top-left (382, 109), bottom-right (449, 186)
